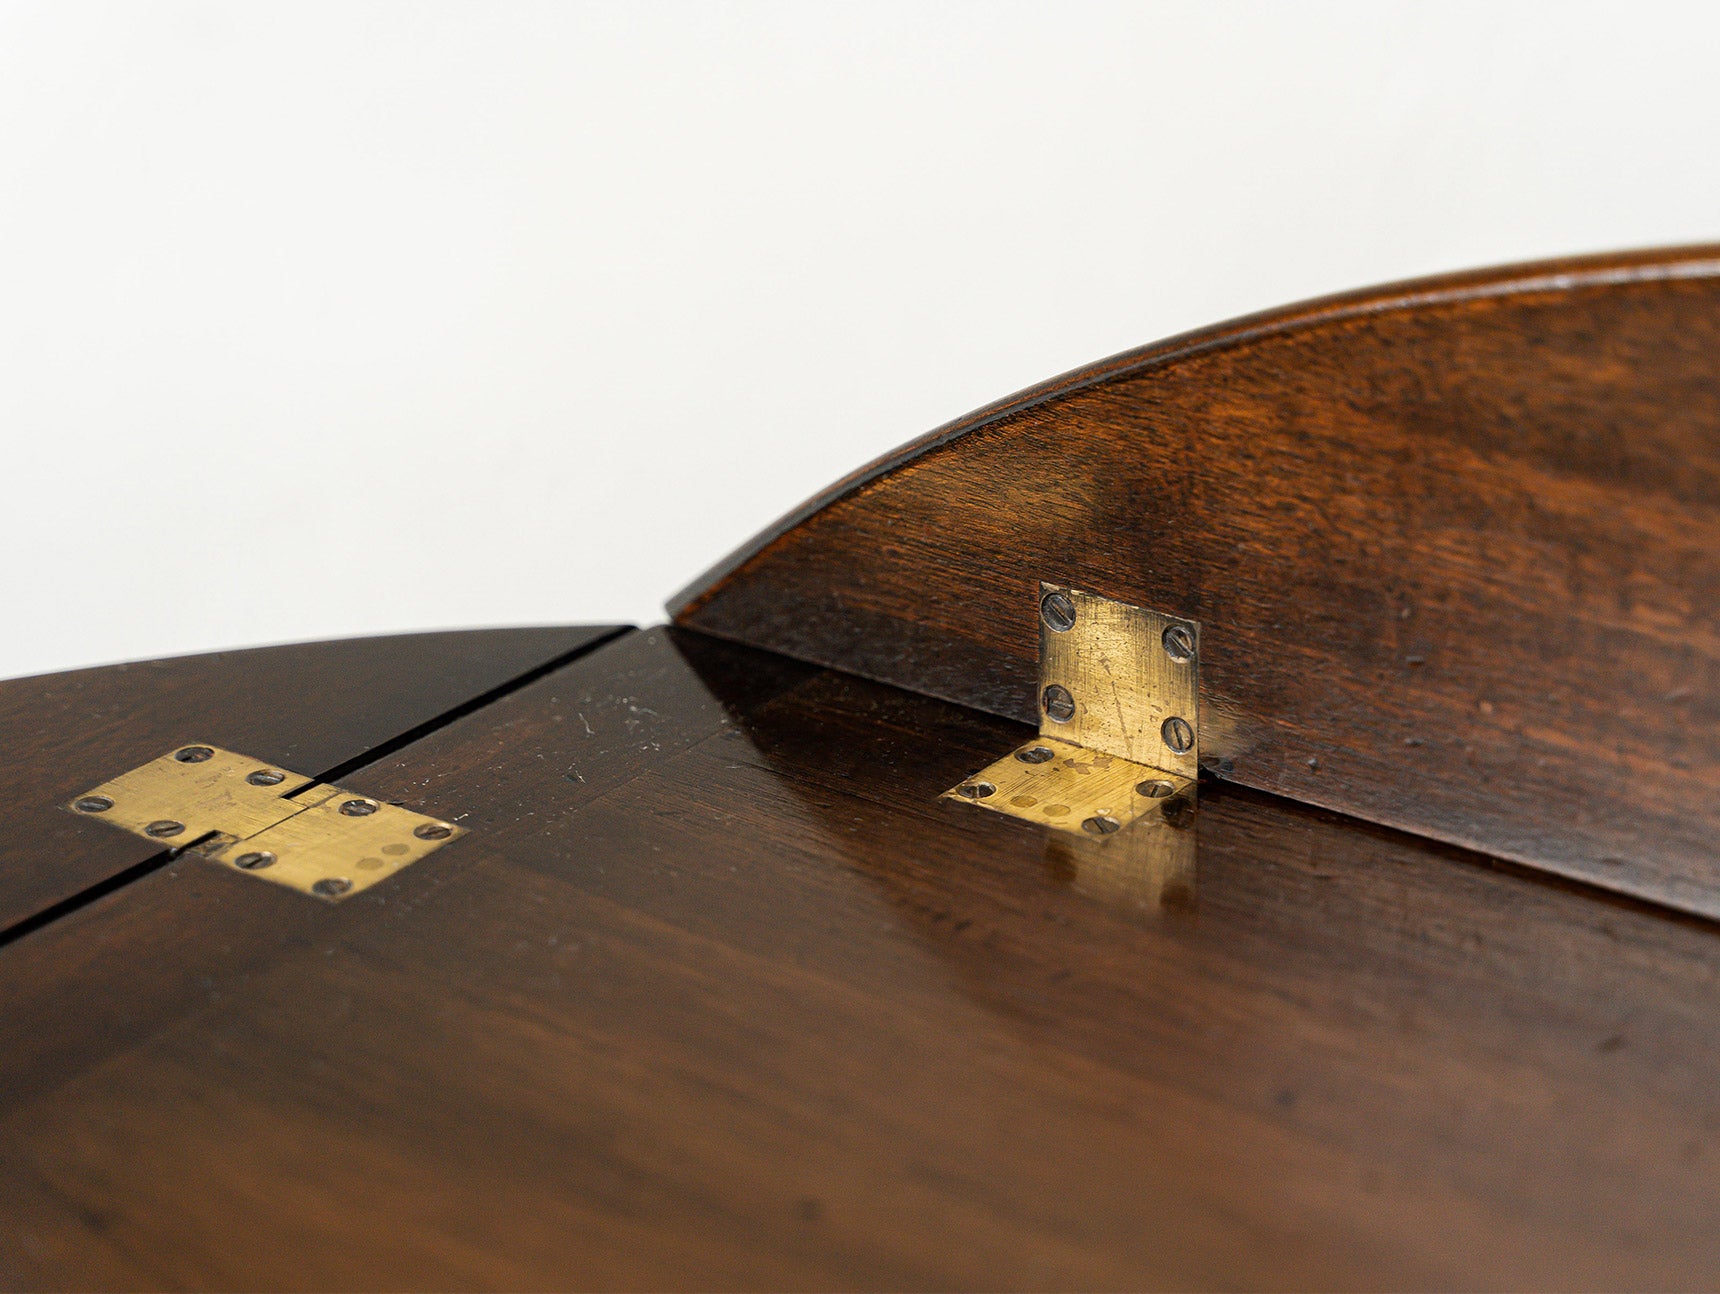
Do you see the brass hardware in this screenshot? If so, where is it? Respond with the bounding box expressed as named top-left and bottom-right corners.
top-left (947, 586), bottom-right (1201, 839)
top-left (1044, 794), bottom-right (1198, 914)
top-left (221, 790), bottom-right (457, 899)
top-left (71, 745), bottom-right (315, 842)
top-left (67, 745), bottom-right (464, 901)
top-left (943, 736), bottom-right (1196, 836)
top-left (1037, 584), bottom-right (1199, 776)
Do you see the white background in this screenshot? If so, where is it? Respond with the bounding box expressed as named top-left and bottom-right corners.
top-left (2, 1), bottom-right (1716, 681)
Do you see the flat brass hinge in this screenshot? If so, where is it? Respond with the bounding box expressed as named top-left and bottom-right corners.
top-left (67, 744), bottom-right (465, 901)
top-left (944, 584), bottom-right (1200, 836)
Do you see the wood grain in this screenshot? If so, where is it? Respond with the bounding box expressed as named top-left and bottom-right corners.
top-left (0, 625), bottom-right (624, 931)
top-left (672, 246), bottom-right (1720, 919)
top-left (6, 628), bottom-right (1720, 1289)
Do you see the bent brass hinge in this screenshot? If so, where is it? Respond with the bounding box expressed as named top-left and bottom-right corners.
top-left (944, 584), bottom-right (1199, 837)
top-left (67, 744), bottom-right (465, 901)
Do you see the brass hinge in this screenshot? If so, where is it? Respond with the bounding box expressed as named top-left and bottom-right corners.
top-left (943, 584), bottom-right (1199, 837)
top-left (67, 744), bottom-right (465, 901)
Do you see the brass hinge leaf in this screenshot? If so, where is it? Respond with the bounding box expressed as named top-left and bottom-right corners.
top-left (945, 585), bottom-right (1200, 839)
top-left (67, 744), bottom-right (464, 901)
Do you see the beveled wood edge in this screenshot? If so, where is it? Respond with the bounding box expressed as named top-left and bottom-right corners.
top-left (0, 625), bottom-right (623, 691)
top-left (669, 242), bottom-right (1720, 622)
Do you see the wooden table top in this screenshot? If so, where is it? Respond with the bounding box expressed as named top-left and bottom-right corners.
top-left (4, 626), bottom-right (1718, 1290)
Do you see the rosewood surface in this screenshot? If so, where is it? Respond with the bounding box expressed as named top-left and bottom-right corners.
top-left (5, 628), bottom-right (1720, 1290)
top-left (673, 246), bottom-right (1720, 920)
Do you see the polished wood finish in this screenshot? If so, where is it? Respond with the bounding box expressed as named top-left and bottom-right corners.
top-left (0, 625), bottom-right (623, 932)
top-left (673, 247), bottom-right (1720, 919)
top-left (6, 628), bottom-right (1720, 1290)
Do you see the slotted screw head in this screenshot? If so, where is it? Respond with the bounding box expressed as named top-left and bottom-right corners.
top-left (1016, 745), bottom-right (1055, 764)
top-left (247, 769), bottom-right (286, 787)
top-left (1162, 625), bottom-right (1196, 663)
top-left (1042, 684), bottom-right (1076, 723)
top-left (1136, 779), bottom-right (1175, 799)
top-left (174, 746), bottom-right (214, 763)
top-left (1040, 590), bottom-right (1077, 633)
top-left (339, 799), bottom-right (378, 817)
top-left (1162, 715), bottom-right (1194, 754)
top-left (414, 823), bottom-right (452, 840)
top-left (1082, 814), bottom-right (1121, 835)
top-left (145, 819), bottom-right (185, 838)
top-left (74, 795), bottom-right (113, 813)
top-left (957, 781), bottom-right (996, 800)
top-left (312, 877), bottom-right (352, 898)
top-left (234, 851), bottom-right (275, 870)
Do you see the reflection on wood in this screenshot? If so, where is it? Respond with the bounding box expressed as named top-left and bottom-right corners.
top-left (1041, 786), bottom-right (1199, 914)
top-left (5, 629), bottom-right (1720, 1286)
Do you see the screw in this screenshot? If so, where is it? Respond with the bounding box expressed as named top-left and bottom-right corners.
top-left (312, 877), bottom-right (352, 898)
top-left (1162, 716), bottom-right (1194, 754)
top-left (1082, 814), bottom-right (1121, 835)
top-left (247, 769), bottom-right (286, 787)
top-left (145, 819), bottom-right (184, 838)
top-left (174, 746), bottom-right (214, 763)
top-left (1136, 779), bottom-right (1175, 799)
top-left (414, 822), bottom-right (452, 840)
top-left (1015, 745), bottom-right (1055, 764)
top-left (73, 795), bottom-right (113, 813)
top-left (1162, 625), bottom-right (1196, 663)
top-left (1042, 684), bottom-right (1076, 723)
top-left (1040, 590), bottom-right (1076, 633)
top-left (234, 851), bottom-right (275, 870)
top-left (339, 799), bottom-right (378, 817)
top-left (957, 781), bottom-right (996, 800)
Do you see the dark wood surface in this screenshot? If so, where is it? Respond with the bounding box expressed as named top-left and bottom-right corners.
top-left (0, 625), bottom-right (624, 933)
top-left (672, 246), bottom-right (1720, 921)
top-left (7, 627), bottom-right (1720, 1290)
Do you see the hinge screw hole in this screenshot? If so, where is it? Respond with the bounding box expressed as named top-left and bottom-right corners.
top-left (174, 746), bottom-right (214, 763)
top-left (145, 819), bottom-right (185, 838)
top-left (1015, 746), bottom-right (1055, 764)
top-left (312, 877), bottom-right (352, 898)
top-left (1136, 779), bottom-right (1176, 798)
top-left (414, 823), bottom-right (452, 840)
top-left (74, 795), bottom-right (113, 813)
top-left (957, 781), bottom-right (996, 800)
top-left (1082, 814), bottom-right (1121, 835)
top-left (234, 851), bottom-right (276, 870)
top-left (339, 799), bottom-right (379, 817)
top-left (247, 769), bottom-right (286, 787)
